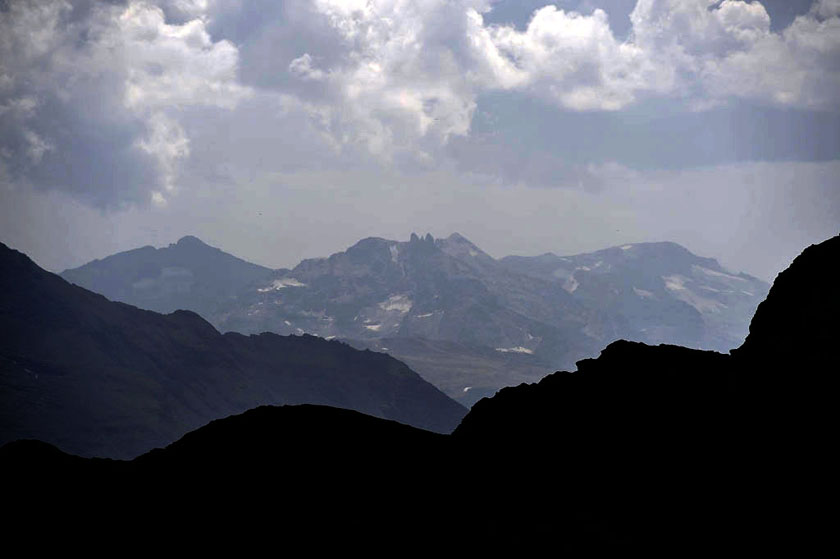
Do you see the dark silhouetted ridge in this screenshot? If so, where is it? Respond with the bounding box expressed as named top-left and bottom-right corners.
top-left (736, 234), bottom-right (839, 362)
top-left (0, 242), bottom-right (466, 458)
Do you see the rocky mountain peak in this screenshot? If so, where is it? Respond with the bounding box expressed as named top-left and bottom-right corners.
top-left (435, 232), bottom-right (493, 262)
top-left (173, 235), bottom-right (208, 247)
top-left (736, 234), bottom-right (839, 362)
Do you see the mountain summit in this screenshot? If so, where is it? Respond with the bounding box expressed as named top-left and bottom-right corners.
top-left (61, 236), bottom-right (274, 318)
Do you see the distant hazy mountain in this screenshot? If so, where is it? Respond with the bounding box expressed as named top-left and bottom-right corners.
top-left (62, 233), bottom-right (768, 404)
top-left (1, 242), bottom-right (465, 458)
top-left (500, 241), bottom-right (768, 351)
top-left (222, 232), bottom-right (596, 359)
top-left (61, 235), bottom-right (274, 318)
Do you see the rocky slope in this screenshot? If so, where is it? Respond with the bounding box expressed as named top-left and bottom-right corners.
top-left (501, 241), bottom-right (767, 350)
top-left (0, 242), bottom-right (466, 458)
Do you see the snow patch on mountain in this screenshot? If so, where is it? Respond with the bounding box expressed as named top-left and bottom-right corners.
top-left (258, 277), bottom-right (307, 292)
top-left (692, 265), bottom-right (747, 283)
top-left (663, 275), bottom-right (727, 314)
top-left (663, 275), bottom-right (688, 291)
top-left (563, 275), bottom-right (579, 293)
top-left (380, 294), bottom-right (412, 314)
top-left (633, 287), bottom-right (655, 299)
top-left (561, 266), bottom-right (593, 293)
top-left (495, 346), bottom-right (534, 354)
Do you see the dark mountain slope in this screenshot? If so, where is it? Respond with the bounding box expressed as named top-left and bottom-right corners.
top-left (0, 404), bottom-right (617, 552)
top-left (449, 234), bottom-right (838, 550)
top-left (3, 236), bottom-right (834, 551)
top-left (60, 235), bottom-right (274, 317)
top-left (0, 242), bottom-right (466, 458)
top-left (729, 234), bottom-right (839, 448)
top-left (735, 234), bottom-right (839, 363)
top-left (135, 404), bottom-right (445, 469)
top-left (453, 339), bottom-right (732, 450)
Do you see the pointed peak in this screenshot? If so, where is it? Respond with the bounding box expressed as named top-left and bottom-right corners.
top-left (174, 235), bottom-right (208, 247)
top-left (436, 232), bottom-right (492, 261)
top-left (438, 232), bottom-right (480, 248)
top-left (343, 237), bottom-right (395, 260)
top-left (0, 241), bottom-right (40, 273)
top-left (349, 236), bottom-right (391, 249)
top-left (407, 232), bottom-right (435, 244)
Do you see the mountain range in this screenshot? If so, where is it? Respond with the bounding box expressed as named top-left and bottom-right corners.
top-left (5, 234), bottom-right (836, 552)
top-left (0, 242), bottom-right (465, 458)
top-left (61, 233), bottom-right (769, 405)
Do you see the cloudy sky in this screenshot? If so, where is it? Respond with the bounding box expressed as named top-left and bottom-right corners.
top-left (1, 0), bottom-right (838, 280)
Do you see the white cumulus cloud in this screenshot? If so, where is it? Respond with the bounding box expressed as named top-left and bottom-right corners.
top-left (0, 0), bottom-right (250, 206)
top-left (263, 0), bottom-right (840, 158)
top-left (2, 0), bottom-right (839, 206)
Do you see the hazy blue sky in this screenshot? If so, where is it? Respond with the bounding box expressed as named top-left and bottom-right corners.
top-left (1, 0), bottom-right (838, 280)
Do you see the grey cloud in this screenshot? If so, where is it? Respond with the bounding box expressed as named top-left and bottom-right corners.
top-left (205, 0), bottom-right (350, 101)
top-left (2, 0), bottom-right (838, 215)
top-left (0, 1), bottom-right (155, 207)
top-left (0, 0), bottom-right (249, 208)
top-left (442, 92), bottom-right (840, 189)
top-left (481, 0), bottom-right (815, 36)
top-left (226, 0), bottom-right (840, 164)
top-left (1, 92), bottom-right (158, 208)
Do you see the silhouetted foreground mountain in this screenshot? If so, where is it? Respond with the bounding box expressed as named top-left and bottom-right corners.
top-left (64, 233), bottom-right (768, 404)
top-left (3, 235), bottom-right (834, 550)
top-left (0, 242), bottom-right (466, 458)
top-left (451, 234), bottom-right (839, 549)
